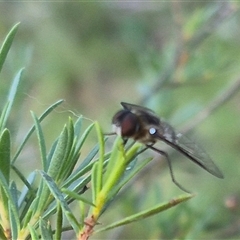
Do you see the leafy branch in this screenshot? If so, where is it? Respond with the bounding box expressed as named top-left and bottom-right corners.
top-left (0, 23), bottom-right (194, 240)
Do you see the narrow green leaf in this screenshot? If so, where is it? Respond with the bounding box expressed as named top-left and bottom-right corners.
top-left (31, 112), bottom-right (47, 171)
top-left (9, 202), bottom-right (18, 240)
top-left (18, 171), bottom-right (36, 208)
top-left (69, 123), bottom-right (104, 184)
top-left (61, 166), bottom-right (91, 191)
top-left (0, 171), bottom-right (20, 231)
top-left (0, 68), bottom-right (24, 133)
top-left (0, 103), bottom-right (9, 135)
top-left (57, 118), bottom-right (75, 180)
top-left (65, 211), bottom-right (80, 234)
top-left (39, 170), bottom-right (80, 233)
top-left (55, 202), bottom-right (62, 240)
top-left (75, 122), bottom-right (94, 152)
top-left (62, 152), bottom-right (109, 197)
top-left (11, 165), bottom-right (35, 201)
top-left (35, 182), bottom-right (50, 214)
top-left (64, 175), bottom-right (91, 204)
top-left (125, 143), bottom-right (142, 165)
top-left (18, 173), bottom-right (37, 221)
top-left (22, 208), bottom-right (34, 229)
top-left (28, 224), bottom-right (39, 240)
top-left (0, 187), bottom-right (9, 230)
top-left (7, 68), bottom-right (24, 110)
top-left (61, 148), bottom-right (79, 181)
top-left (79, 201), bottom-right (85, 228)
top-left (73, 116), bottom-right (83, 138)
top-left (73, 143), bottom-right (100, 175)
top-left (63, 149), bottom-right (107, 189)
top-left (94, 122), bottom-right (105, 195)
top-left (103, 137), bottom-right (122, 184)
top-left (100, 143), bottom-right (140, 199)
top-left (62, 188), bottom-right (95, 206)
top-left (9, 181), bottom-right (18, 213)
top-left (95, 194), bottom-right (195, 233)
top-left (0, 22), bottom-right (20, 73)
top-left (46, 139), bottom-right (58, 165)
top-left (40, 218), bottom-right (53, 240)
top-left (91, 161), bottom-right (99, 202)
top-left (47, 125), bottom-right (68, 179)
top-left (0, 129), bottom-right (11, 183)
top-left (108, 157), bottom-right (152, 201)
top-left (12, 99), bottom-right (64, 164)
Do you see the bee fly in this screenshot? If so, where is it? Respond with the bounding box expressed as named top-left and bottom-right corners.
top-left (111, 102), bottom-right (224, 193)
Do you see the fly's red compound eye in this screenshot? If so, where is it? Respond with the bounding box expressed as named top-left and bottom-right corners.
top-left (112, 110), bottom-right (139, 137)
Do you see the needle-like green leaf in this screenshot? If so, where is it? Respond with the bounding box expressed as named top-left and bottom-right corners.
top-left (108, 157), bottom-right (152, 201)
top-left (0, 68), bottom-right (24, 133)
top-left (94, 122), bottom-right (105, 196)
top-left (31, 112), bottom-right (47, 171)
top-left (55, 202), bottom-right (63, 240)
top-left (62, 188), bottom-right (95, 206)
top-left (47, 125), bottom-right (68, 179)
top-left (0, 171), bottom-right (20, 232)
top-left (0, 129), bottom-right (11, 184)
top-left (95, 194), bottom-right (195, 233)
top-left (91, 161), bottom-right (99, 203)
top-left (39, 218), bottom-right (53, 240)
top-left (0, 22), bottom-right (20, 73)
top-left (103, 137), bottom-right (122, 184)
top-left (12, 99), bottom-right (64, 164)
top-left (28, 224), bottom-right (39, 240)
top-left (40, 170), bottom-right (80, 233)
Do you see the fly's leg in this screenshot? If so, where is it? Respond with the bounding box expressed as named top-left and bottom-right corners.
top-left (147, 145), bottom-right (191, 194)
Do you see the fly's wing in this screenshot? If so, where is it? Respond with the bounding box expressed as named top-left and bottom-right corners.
top-left (121, 102), bottom-right (155, 115)
top-left (121, 102), bottom-right (160, 125)
top-left (121, 102), bottom-right (160, 128)
top-left (156, 121), bottom-right (224, 179)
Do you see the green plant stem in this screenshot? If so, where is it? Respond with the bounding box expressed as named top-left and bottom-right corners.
top-left (93, 142), bottom-right (140, 217)
top-left (78, 141), bottom-right (141, 240)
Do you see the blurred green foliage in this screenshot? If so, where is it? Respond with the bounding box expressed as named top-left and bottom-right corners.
top-left (1, 2), bottom-right (240, 239)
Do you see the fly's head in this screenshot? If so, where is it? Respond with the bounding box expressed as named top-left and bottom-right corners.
top-left (112, 103), bottom-right (162, 144)
top-left (112, 109), bottom-right (140, 139)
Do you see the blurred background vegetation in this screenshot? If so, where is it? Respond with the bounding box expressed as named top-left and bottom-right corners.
top-left (1, 2), bottom-right (240, 239)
